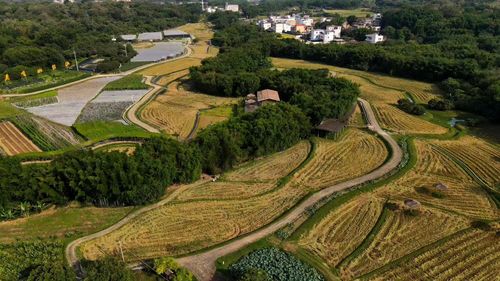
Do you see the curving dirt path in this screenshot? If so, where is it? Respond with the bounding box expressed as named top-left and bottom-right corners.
top-left (123, 75), bottom-right (161, 133)
top-left (175, 98), bottom-right (403, 280)
top-left (65, 98), bottom-right (402, 280)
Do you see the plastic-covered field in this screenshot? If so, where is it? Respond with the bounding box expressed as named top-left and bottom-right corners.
top-left (26, 77), bottom-right (119, 126)
top-left (92, 90), bottom-right (149, 103)
top-left (131, 42), bottom-right (185, 62)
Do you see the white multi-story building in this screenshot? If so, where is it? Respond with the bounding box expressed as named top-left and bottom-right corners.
top-left (258, 20), bottom-right (272, 31)
top-left (273, 23), bottom-right (292, 34)
top-left (310, 26), bottom-right (341, 43)
top-left (225, 3), bottom-right (239, 12)
top-left (326, 26), bottom-right (342, 38)
top-left (365, 33), bottom-right (385, 44)
top-left (296, 15), bottom-right (314, 27)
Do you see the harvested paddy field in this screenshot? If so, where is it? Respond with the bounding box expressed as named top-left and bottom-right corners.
top-left (80, 127), bottom-right (392, 262)
top-left (293, 129), bottom-right (388, 189)
top-left (26, 76), bottom-right (120, 126)
top-left (80, 141), bottom-right (310, 260)
top-left (377, 139), bottom-right (499, 220)
top-left (272, 58), bottom-right (447, 135)
top-left (140, 81), bottom-right (238, 139)
top-left (342, 206), bottom-right (469, 279)
top-left (298, 195), bottom-right (385, 267)
top-left (370, 228), bottom-right (500, 281)
top-left (0, 121), bottom-right (41, 155)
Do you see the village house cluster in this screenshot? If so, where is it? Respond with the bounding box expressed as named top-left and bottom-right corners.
top-left (258, 13), bottom-right (384, 44)
top-left (206, 2), bottom-right (239, 13)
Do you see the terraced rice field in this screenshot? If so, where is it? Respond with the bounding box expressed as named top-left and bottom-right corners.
top-left (139, 57), bottom-right (202, 77)
top-left (80, 129), bottom-right (388, 262)
top-left (342, 206), bottom-right (469, 279)
top-left (298, 195), bottom-right (384, 267)
top-left (224, 141), bottom-right (311, 182)
top-left (293, 129), bottom-right (388, 189)
top-left (434, 136), bottom-right (500, 187)
top-left (80, 141), bottom-right (311, 260)
top-left (140, 81), bottom-right (238, 139)
top-left (0, 121), bottom-right (41, 155)
top-left (370, 228), bottom-right (500, 281)
top-left (272, 58), bottom-right (447, 135)
top-left (376, 140), bottom-right (499, 220)
top-left (196, 106), bottom-right (233, 135)
top-left (373, 104), bottom-right (448, 135)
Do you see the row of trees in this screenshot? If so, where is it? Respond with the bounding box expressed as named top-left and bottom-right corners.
top-left (0, 1), bottom-right (201, 73)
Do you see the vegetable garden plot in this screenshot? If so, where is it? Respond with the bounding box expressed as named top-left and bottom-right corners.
top-left (77, 89), bottom-right (149, 123)
top-left (26, 77), bottom-right (119, 126)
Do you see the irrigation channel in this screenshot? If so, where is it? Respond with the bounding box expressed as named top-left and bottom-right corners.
top-left (65, 98), bottom-right (403, 281)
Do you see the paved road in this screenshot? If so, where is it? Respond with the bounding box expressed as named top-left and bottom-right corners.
top-left (65, 98), bottom-right (402, 280)
top-left (176, 98), bottom-right (403, 281)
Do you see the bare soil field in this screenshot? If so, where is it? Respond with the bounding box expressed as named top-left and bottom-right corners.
top-left (26, 76), bottom-right (120, 126)
top-left (0, 121), bottom-right (41, 155)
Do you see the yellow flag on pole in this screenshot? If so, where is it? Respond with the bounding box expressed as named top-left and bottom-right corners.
top-left (37, 68), bottom-right (43, 74)
top-left (52, 64), bottom-right (57, 71)
top-left (4, 74), bottom-right (10, 82)
top-left (21, 70), bottom-right (27, 78)
top-left (65, 61), bottom-right (70, 68)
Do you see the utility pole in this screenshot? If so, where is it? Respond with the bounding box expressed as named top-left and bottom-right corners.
top-left (124, 43), bottom-right (128, 57)
top-left (201, 0), bottom-right (205, 11)
top-left (73, 49), bottom-right (79, 72)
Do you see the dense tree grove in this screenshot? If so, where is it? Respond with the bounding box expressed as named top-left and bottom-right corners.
top-left (195, 103), bottom-right (311, 174)
top-left (0, 1), bottom-right (200, 75)
top-left (190, 24), bottom-right (359, 125)
top-left (0, 138), bottom-right (201, 210)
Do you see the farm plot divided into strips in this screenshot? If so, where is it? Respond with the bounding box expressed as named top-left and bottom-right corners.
top-left (0, 121), bottom-right (41, 155)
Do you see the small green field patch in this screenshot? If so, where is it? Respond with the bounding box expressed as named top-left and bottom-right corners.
top-left (103, 74), bottom-right (149, 91)
top-left (74, 121), bottom-right (157, 142)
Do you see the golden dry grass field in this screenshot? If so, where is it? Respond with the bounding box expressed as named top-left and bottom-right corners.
top-left (140, 80), bottom-right (239, 139)
top-left (272, 58), bottom-right (448, 135)
top-left (0, 121), bottom-right (41, 155)
top-left (80, 129), bottom-right (390, 262)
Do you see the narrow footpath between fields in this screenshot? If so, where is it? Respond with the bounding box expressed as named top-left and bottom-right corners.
top-left (65, 98), bottom-right (403, 281)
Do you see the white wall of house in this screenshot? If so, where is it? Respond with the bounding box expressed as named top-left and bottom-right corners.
top-left (326, 26), bottom-right (342, 38)
top-left (366, 33), bottom-right (385, 44)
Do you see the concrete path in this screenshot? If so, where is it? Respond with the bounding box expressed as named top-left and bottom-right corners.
top-left (176, 98), bottom-right (403, 280)
top-left (123, 76), bottom-right (161, 133)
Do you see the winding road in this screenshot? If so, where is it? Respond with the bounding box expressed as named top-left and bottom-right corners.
top-left (65, 98), bottom-right (403, 281)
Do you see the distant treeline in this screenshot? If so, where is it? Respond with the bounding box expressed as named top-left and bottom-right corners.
top-left (0, 1), bottom-right (201, 76)
top-left (266, 5), bottom-right (498, 120)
